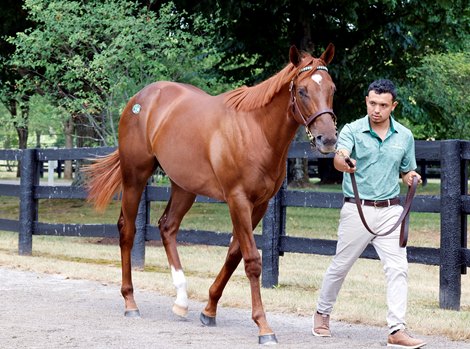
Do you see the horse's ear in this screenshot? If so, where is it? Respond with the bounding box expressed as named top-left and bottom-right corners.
top-left (289, 45), bottom-right (302, 67)
top-left (320, 43), bottom-right (335, 65)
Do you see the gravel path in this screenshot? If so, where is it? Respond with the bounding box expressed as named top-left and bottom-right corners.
top-left (1, 267), bottom-right (468, 349)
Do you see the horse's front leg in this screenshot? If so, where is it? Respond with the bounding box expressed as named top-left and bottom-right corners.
top-left (201, 202), bottom-right (269, 327)
top-left (243, 202), bottom-right (277, 345)
top-left (159, 183), bottom-right (196, 317)
top-left (218, 198), bottom-right (277, 344)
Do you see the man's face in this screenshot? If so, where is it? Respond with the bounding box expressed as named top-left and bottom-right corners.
top-left (365, 90), bottom-right (398, 125)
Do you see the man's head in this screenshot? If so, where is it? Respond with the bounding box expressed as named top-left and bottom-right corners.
top-left (365, 79), bottom-right (398, 126)
top-left (367, 79), bottom-right (397, 101)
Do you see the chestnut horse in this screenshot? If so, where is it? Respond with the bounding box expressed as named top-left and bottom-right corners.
top-left (85, 44), bottom-right (337, 345)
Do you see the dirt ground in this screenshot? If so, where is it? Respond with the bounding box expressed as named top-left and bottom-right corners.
top-left (1, 267), bottom-right (468, 349)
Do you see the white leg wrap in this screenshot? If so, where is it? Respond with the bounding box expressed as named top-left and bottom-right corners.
top-left (171, 266), bottom-right (188, 308)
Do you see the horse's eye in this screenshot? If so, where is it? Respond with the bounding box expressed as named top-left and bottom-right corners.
top-left (298, 88), bottom-right (308, 98)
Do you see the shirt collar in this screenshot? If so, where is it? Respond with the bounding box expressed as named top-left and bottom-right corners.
top-left (360, 115), bottom-right (398, 134)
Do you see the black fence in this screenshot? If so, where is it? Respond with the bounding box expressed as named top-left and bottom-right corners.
top-left (0, 140), bottom-right (469, 310)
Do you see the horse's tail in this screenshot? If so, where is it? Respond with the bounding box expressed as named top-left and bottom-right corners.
top-left (83, 150), bottom-right (122, 212)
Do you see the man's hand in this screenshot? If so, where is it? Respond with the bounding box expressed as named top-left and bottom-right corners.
top-left (402, 170), bottom-right (422, 186)
top-left (334, 149), bottom-right (356, 173)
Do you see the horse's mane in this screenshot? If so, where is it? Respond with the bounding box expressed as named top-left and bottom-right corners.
top-left (224, 53), bottom-right (319, 112)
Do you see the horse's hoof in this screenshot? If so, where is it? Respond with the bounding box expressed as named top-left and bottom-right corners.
top-left (259, 333), bottom-right (278, 345)
top-left (199, 312), bottom-right (217, 327)
top-left (124, 309), bottom-right (141, 318)
top-left (172, 303), bottom-right (188, 317)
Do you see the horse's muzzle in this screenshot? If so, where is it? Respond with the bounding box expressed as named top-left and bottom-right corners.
top-left (314, 135), bottom-right (337, 154)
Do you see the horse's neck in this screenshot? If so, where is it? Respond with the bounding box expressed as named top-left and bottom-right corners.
top-left (259, 90), bottom-right (299, 155)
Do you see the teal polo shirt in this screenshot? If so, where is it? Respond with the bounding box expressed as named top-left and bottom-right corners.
top-left (337, 115), bottom-right (417, 200)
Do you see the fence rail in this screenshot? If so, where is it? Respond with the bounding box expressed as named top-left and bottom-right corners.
top-left (0, 140), bottom-right (468, 310)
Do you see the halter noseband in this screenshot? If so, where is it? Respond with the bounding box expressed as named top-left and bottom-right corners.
top-left (289, 65), bottom-right (337, 146)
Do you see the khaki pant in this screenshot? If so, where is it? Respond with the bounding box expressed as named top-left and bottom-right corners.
top-left (316, 202), bottom-right (408, 333)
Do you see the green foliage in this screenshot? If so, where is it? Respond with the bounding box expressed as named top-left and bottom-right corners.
top-left (28, 94), bottom-right (68, 147)
top-left (7, 0), bottom-right (247, 146)
top-left (171, 0), bottom-right (469, 139)
top-left (3, 0), bottom-right (469, 147)
top-left (0, 102), bottom-right (17, 148)
top-left (0, 94), bottom-right (67, 148)
top-left (400, 51), bottom-right (470, 139)
top-left (324, 0), bottom-right (469, 130)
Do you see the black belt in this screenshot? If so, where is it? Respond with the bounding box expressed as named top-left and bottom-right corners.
top-left (344, 197), bottom-right (400, 208)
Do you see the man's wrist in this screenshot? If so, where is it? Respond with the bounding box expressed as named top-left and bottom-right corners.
top-left (335, 149), bottom-right (349, 159)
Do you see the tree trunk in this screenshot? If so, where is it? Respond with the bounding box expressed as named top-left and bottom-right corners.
top-left (63, 117), bottom-right (74, 180)
top-left (15, 125), bottom-right (29, 177)
top-left (72, 113), bottom-right (103, 185)
top-left (9, 100), bottom-right (29, 177)
top-left (35, 131), bottom-right (41, 148)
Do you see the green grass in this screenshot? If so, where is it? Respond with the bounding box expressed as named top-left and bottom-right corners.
top-left (0, 168), bottom-right (446, 249)
top-left (305, 178), bottom-right (442, 196)
top-left (0, 192), bottom-right (443, 248)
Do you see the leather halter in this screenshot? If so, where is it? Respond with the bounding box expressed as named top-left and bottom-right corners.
top-left (344, 156), bottom-right (418, 247)
top-left (289, 65), bottom-right (337, 146)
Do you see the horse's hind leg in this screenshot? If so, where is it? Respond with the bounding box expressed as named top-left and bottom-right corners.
top-left (118, 159), bottom-right (155, 317)
top-left (158, 181), bottom-right (196, 317)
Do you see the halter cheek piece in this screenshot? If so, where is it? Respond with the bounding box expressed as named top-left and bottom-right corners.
top-left (289, 65), bottom-right (337, 147)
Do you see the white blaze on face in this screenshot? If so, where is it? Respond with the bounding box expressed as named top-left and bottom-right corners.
top-left (171, 265), bottom-right (188, 308)
top-left (312, 74), bottom-right (323, 85)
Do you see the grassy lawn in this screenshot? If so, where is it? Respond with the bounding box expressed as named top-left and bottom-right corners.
top-left (0, 174), bottom-right (452, 250)
top-left (0, 193), bottom-right (442, 248)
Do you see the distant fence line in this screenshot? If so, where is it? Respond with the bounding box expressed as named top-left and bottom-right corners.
top-left (0, 140), bottom-right (469, 311)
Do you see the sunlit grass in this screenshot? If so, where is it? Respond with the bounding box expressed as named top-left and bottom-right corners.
top-left (305, 178), bottom-right (442, 195)
top-left (0, 191), bottom-right (445, 249)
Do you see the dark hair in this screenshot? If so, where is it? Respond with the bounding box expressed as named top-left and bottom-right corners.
top-left (367, 79), bottom-right (397, 100)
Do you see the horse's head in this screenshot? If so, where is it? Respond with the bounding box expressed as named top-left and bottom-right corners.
top-left (288, 44), bottom-right (337, 154)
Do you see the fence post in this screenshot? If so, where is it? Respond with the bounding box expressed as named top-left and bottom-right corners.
top-left (18, 148), bottom-right (39, 255)
top-left (261, 179), bottom-right (286, 288)
top-left (132, 186), bottom-right (148, 269)
top-left (439, 140), bottom-right (462, 310)
top-left (461, 157), bottom-right (468, 275)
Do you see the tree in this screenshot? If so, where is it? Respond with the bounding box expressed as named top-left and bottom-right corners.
top-left (400, 51), bottom-right (470, 140)
top-left (165, 0), bottom-right (469, 127)
top-left (5, 0), bottom-right (469, 148)
top-left (160, 0), bottom-right (469, 185)
top-left (0, 0), bottom-right (34, 158)
top-left (6, 0), bottom-right (244, 147)
top-left (28, 94), bottom-right (68, 147)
